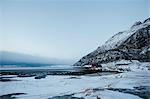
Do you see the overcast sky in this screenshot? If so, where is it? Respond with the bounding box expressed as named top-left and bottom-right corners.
top-left (0, 0), bottom-right (149, 62)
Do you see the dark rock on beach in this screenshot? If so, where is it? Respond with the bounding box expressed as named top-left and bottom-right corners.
top-left (34, 74), bottom-right (47, 79)
top-left (0, 93), bottom-right (26, 99)
top-left (0, 78), bottom-right (20, 82)
top-left (49, 95), bottom-right (84, 99)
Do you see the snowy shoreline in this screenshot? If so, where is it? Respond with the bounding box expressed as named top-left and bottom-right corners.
top-left (0, 71), bottom-right (150, 99)
top-left (0, 60), bottom-right (150, 99)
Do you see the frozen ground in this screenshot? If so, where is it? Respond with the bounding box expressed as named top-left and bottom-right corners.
top-left (0, 62), bottom-right (150, 99)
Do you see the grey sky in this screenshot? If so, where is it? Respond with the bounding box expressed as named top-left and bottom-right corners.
top-left (0, 0), bottom-right (149, 62)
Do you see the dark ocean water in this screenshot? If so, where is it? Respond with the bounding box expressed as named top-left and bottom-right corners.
top-left (0, 65), bottom-right (89, 75)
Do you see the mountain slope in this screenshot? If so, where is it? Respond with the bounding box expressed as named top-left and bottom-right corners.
top-left (74, 18), bottom-right (150, 66)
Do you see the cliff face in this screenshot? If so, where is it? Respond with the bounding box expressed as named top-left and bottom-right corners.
top-left (74, 18), bottom-right (150, 66)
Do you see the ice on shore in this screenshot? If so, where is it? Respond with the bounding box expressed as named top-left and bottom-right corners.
top-left (0, 61), bottom-right (150, 99)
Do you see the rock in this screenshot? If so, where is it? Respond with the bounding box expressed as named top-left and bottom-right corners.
top-left (107, 86), bottom-right (150, 99)
top-left (143, 18), bottom-right (150, 23)
top-left (96, 96), bottom-right (101, 99)
top-left (49, 95), bottom-right (84, 99)
top-left (0, 93), bottom-right (26, 99)
top-left (35, 74), bottom-right (47, 79)
top-left (131, 21), bottom-right (142, 28)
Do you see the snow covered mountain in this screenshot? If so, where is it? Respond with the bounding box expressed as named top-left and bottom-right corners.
top-left (74, 18), bottom-right (150, 66)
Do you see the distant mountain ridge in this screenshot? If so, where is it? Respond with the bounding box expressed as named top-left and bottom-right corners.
top-left (0, 51), bottom-right (71, 66)
top-left (74, 18), bottom-right (150, 66)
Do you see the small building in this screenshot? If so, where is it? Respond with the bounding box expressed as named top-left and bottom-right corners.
top-left (83, 63), bottom-right (102, 71)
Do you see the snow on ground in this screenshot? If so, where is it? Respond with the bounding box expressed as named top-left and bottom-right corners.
top-left (73, 71), bottom-right (150, 99)
top-left (101, 60), bottom-right (150, 72)
top-left (74, 89), bottom-right (141, 99)
top-left (0, 74), bottom-right (118, 99)
top-left (0, 62), bottom-right (150, 99)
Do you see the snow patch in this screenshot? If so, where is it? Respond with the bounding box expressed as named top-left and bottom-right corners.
top-left (101, 60), bottom-right (150, 72)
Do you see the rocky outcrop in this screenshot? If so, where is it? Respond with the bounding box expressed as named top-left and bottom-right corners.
top-left (74, 18), bottom-right (150, 66)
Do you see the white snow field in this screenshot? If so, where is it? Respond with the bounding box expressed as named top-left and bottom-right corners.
top-left (0, 61), bottom-right (150, 99)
